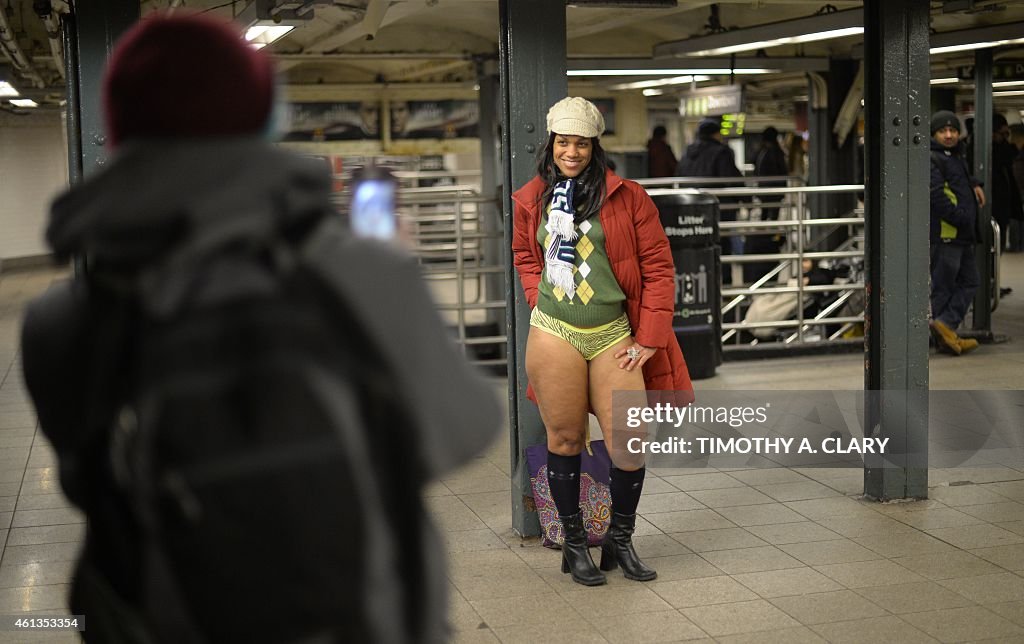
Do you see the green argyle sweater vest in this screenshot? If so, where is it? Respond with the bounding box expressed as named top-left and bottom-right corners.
top-left (536, 211), bottom-right (625, 327)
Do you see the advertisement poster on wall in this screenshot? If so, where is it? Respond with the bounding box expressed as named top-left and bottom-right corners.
top-left (390, 100), bottom-right (480, 139)
top-left (284, 102), bottom-right (382, 141)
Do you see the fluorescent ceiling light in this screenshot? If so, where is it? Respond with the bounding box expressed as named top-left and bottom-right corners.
top-left (643, 89), bottom-right (664, 96)
top-left (654, 9), bottom-right (863, 58)
top-left (930, 39), bottom-right (1024, 54)
top-left (10, 98), bottom-right (37, 107)
top-left (930, 21), bottom-right (1024, 55)
top-left (237, 0), bottom-right (309, 49)
top-left (568, 57), bottom-right (829, 74)
top-left (685, 28), bottom-right (863, 57)
top-left (994, 90), bottom-right (1024, 97)
top-left (245, 25), bottom-right (293, 48)
top-left (994, 80), bottom-right (1024, 88)
top-left (0, 81), bottom-right (18, 98)
top-left (610, 75), bottom-right (712, 90)
top-left (930, 77), bottom-right (959, 85)
top-left (568, 68), bottom-right (776, 76)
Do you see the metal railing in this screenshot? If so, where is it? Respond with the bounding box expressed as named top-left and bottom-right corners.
top-left (992, 219), bottom-right (1002, 313)
top-left (334, 174), bottom-right (1002, 365)
top-left (639, 181), bottom-right (867, 349)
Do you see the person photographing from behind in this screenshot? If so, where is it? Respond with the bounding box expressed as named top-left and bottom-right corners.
top-left (21, 12), bottom-right (498, 643)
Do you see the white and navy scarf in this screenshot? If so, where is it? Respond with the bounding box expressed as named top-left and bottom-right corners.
top-left (544, 179), bottom-right (578, 299)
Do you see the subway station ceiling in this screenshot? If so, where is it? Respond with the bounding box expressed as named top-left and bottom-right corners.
top-left (3, 1), bottom-right (1024, 111)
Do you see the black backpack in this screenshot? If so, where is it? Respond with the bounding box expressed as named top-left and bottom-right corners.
top-left (71, 226), bottom-right (425, 643)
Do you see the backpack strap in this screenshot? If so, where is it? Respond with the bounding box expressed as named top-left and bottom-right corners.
top-left (80, 273), bottom-right (210, 644)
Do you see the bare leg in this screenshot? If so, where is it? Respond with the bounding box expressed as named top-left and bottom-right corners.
top-left (589, 336), bottom-right (648, 471)
top-left (526, 325), bottom-right (606, 585)
top-left (525, 327), bottom-right (589, 455)
top-left (589, 336), bottom-right (657, 581)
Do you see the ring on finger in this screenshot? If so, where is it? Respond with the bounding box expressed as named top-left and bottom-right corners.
top-left (626, 347), bottom-right (641, 361)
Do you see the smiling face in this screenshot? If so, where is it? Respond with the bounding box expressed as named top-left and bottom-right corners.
top-left (934, 125), bottom-right (960, 149)
top-left (552, 133), bottom-right (593, 178)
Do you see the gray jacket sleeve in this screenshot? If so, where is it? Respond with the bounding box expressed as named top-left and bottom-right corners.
top-left (303, 219), bottom-right (502, 479)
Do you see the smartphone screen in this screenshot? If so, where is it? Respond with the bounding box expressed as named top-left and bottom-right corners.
top-left (350, 178), bottom-right (397, 240)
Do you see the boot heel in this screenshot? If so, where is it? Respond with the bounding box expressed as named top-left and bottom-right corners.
top-left (599, 543), bottom-right (618, 571)
top-left (603, 512), bottom-right (658, 582)
top-left (559, 512), bottom-right (606, 586)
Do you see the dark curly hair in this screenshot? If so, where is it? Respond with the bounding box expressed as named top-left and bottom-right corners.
top-left (534, 132), bottom-right (609, 222)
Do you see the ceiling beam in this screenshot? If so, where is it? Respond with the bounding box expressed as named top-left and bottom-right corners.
top-left (654, 8), bottom-right (863, 58)
top-left (304, 1), bottom-right (426, 53)
top-left (385, 59), bottom-right (474, 81)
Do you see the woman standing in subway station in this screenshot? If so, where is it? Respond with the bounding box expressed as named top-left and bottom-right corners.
top-left (511, 97), bottom-right (693, 586)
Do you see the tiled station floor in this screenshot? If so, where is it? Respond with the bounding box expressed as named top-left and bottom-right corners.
top-left (0, 253), bottom-right (1022, 643)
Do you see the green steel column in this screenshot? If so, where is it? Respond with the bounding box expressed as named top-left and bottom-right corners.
top-left (478, 69), bottom-right (506, 344)
top-left (61, 13), bottom-right (83, 185)
top-left (863, 0), bottom-right (930, 500)
top-left (828, 59), bottom-right (860, 218)
top-left (931, 88), bottom-right (956, 114)
top-left (807, 75), bottom-right (829, 217)
top-left (67, 0), bottom-right (138, 179)
top-left (972, 50), bottom-right (993, 333)
top-left (499, 0), bottom-right (566, 537)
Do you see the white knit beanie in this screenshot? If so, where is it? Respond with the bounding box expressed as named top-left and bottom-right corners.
top-left (546, 97), bottom-right (605, 138)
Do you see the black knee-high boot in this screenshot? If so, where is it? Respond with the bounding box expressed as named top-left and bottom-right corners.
top-left (601, 466), bottom-right (657, 581)
top-left (548, 452), bottom-right (605, 586)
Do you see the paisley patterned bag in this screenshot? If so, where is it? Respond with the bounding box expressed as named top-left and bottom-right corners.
top-left (525, 441), bottom-right (611, 548)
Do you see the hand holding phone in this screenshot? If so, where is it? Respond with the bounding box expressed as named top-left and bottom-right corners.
top-left (350, 169), bottom-right (397, 240)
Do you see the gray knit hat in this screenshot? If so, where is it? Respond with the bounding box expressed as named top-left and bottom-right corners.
top-left (931, 110), bottom-right (961, 135)
top-left (546, 97), bottom-right (605, 138)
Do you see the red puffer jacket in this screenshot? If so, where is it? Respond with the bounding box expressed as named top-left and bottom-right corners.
top-left (512, 169), bottom-right (694, 403)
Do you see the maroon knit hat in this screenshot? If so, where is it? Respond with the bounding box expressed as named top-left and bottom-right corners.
top-left (103, 12), bottom-right (275, 147)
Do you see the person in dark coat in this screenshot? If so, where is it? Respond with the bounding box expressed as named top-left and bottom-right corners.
top-left (929, 110), bottom-right (983, 356)
top-left (991, 113), bottom-right (1023, 256)
top-left (676, 118), bottom-right (743, 188)
top-left (753, 127), bottom-right (788, 198)
top-left (745, 127), bottom-right (789, 283)
top-left (19, 13), bottom-right (499, 643)
top-left (677, 117), bottom-right (743, 281)
top-left (646, 125), bottom-right (677, 178)
top-left (1010, 124), bottom-right (1024, 252)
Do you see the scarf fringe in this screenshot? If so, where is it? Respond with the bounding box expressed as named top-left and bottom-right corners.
top-left (545, 260), bottom-right (576, 299)
top-left (547, 208), bottom-right (577, 241)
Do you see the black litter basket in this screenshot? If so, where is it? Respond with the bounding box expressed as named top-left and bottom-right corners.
top-left (651, 191), bottom-right (722, 379)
